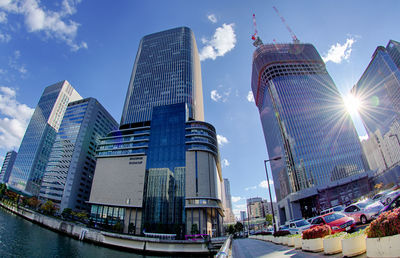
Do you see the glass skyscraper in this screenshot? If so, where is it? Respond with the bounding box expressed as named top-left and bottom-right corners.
top-left (251, 43), bottom-right (367, 221)
top-left (352, 40), bottom-right (400, 136)
top-left (39, 98), bottom-right (118, 212)
top-left (0, 150), bottom-right (17, 183)
top-left (89, 27), bottom-right (224, 237)
top-left (8, 81), bottom-right (81, 196)
top-left (120, 26), bottom-right (204, 127)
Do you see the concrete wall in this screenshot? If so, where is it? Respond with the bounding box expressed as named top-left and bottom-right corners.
top-left (89, 155), bottom-right (146, 207)
top-left (0, 202), bottom-right (211, 254)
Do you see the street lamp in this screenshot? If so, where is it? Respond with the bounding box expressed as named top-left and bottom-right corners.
top-left (264, 156), bottom-right (282, 233)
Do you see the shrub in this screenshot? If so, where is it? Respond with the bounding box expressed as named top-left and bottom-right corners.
top-left (325, 231), bottom-right (347, 239)
top-left (344, 228), bottom-right (365, 239)
top-left (366, 207), bottom-right (400, 238)
top-left (273, 230), bottom-right (290, 237)
top-left (302, 225), bottom-right (331, 239)
top-left (288, 233), bottom-right (301, 238)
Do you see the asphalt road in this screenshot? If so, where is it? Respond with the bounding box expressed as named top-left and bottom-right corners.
top-left (232, 238), bottom-right (367, 258)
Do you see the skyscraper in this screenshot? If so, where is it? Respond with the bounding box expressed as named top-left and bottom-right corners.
top-left (89, 27), bottom-right (224, 237)
top-left (222, 178), bottom-right (235, 224)
top-left (39, 98), bottom-right (118, 212)
top-left (251, 43), bottom-right (367, 222)
top-left (353, 40), bottom-right (400, 136)
top-left (8, 81), bottom-right (81, 196)
top-left (0, 151), bottom-right (17, 183)
top-left (120, 26), bottom-right (204, 126)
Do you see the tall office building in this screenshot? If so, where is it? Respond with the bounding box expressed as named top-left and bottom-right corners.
top-left (0, 151), bottom-right (17, 183)
top-left (8, 81), bottom-right (81, 196)
top-left (352, 40), bottom-right (400, 136)
top-left (39, 98), bottom-right (118, 212)
top-left (222, 178), bottom-right (235, 224)
top-left (120, 26), bottom-right (204, 126)
top-left (89, 27), bottom-right (224, 237)
top-left (251, 43), bottom-right (368, 222)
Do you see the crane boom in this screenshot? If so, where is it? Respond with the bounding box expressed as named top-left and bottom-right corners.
top-left (251, 13), bottom-right (263, 47)
top-left (272, 6), bottom-right (299, 44)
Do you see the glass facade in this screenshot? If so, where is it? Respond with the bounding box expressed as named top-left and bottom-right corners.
top-left (8, 81), bottom-right (81, 196)
top-left (120, 27), bottom-right (204, 127)
top-left (39, 98), bottom-right (118, 211)
top-left (252, 44), bottom-right (367, 201)
top-left (352, 40), bottom-right (400, 136)
top-left (0, 151), bottom-right (17, 183)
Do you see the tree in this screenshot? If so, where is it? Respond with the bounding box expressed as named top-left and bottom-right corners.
top-left (234, 222), bottom-right (244, 233)
top-left (191, 224), bottom-right (199, 234)
top-left (62, 208), bottom-right (72, 218)
top-left (27, 197), bottom-right (41, 209)
top-left (227, 224), bottom-right (235, 235)
top-left (0, 183), bottom-right (6, 198)
top-left (40, 200), bottom-right (57, 215)
top-left (265, 214), bottom-right (273, 226)
top-left (374, 182), bottom-right (383, 190)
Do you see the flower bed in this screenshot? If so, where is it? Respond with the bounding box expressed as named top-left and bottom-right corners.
top-left (342, 229), bottom-right (366, 257)
top-left (323, 232), bottom-right (346, 255)
top-left (272, 230), bottom-right (290, 245)
top-left (365, 207), bottom-right (400, 257)
top-left (301, 225), bottom-right (331, 252)
top-left (294, 235), bottom-right (302, 249)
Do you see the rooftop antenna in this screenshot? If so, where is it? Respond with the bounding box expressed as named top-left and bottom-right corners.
top-left (251, 13), bottom-right (263, 47)
top-left (272, 6), bottom-right (300, 44)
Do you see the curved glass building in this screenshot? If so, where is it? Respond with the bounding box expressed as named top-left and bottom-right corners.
top-left (251, 44), bottom-right (368, 222)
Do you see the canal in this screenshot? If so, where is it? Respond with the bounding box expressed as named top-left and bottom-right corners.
top-left (0, 206), bottom-right (188, 257)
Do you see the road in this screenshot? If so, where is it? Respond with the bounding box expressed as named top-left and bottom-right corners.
top-left (232, 238), bottom-right (367, 258)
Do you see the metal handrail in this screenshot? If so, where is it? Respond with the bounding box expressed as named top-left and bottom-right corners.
top-left (215, 235), bottom-right (232, 258)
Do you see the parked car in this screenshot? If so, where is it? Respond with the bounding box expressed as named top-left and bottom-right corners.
top-left (310, 212), bottom-right (355, 234)
top-left (320, 205), bottom-right (345, 215)
top-left (288, 219), bottom-right (311, 234)
top-left (383, 190), bottom-right (400, 205)
top-left (372, 189), bottom-right (394, 205)
top-left (375, 192), bottom-right (400, 217)
top-left (278, 225), bottom-right (289, 231)
top-left (343, 200), bottom-right (383, 224)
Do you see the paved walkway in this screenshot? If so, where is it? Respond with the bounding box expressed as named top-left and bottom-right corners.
top-left (232, 238), bottom-right (367, 258)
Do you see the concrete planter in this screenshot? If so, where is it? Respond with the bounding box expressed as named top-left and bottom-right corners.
top-left (294, 237), bottom-right (302, 249)
top-left (281, 236), bottom-right (288, 245)
top-left (287, 237), bottom-right (295, 246)
top-left (302, 238), bottom-right (324, 252)
top-left (366, 234), bottom-right (400, 257)
top-left (341, 234), bottom-right (366, 257)
top-left (266, 235), bottom-right (273, 241)
top-left (323, 236), bottom-right (343, 255)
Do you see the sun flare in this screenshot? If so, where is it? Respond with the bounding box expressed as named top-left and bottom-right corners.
top-left (343, 94), bottom-right (361, 115)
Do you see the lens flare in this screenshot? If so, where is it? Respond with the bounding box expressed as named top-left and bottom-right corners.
top-left (343, 94), bottom-right (361, 115)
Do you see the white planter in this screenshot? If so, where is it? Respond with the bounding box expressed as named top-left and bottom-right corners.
top-left (302, 238), bottom-right (324, 252)
top-left (366, 234), bottom-right (400, 257)
top-left (281, 236), bottom-right (288, 245)
top-left (267, 235), bottom-right (273, 241)
top-left (341, 234), bottom-right (366, 257)
top-left (287, 237), bottom-right (295, 246)
top-left (323, 236), bottom-right (343, 255)
top-left (294, 237), bottom-right (302, 249)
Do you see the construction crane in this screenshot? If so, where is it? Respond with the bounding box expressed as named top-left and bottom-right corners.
top-left (251, 13), bottom-right (263, 47)
top-left (272, 6), bottom-right (300, 44)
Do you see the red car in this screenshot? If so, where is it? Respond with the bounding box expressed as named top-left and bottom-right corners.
top-left (310, 212), bottom-right (355, 234)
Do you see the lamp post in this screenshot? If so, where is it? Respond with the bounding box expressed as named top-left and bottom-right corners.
top-left (264, 156), bottom-right (282, 233)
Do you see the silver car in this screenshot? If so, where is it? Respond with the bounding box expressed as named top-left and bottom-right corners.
top-left (288, 219), bottom-right (311, 234)
top-left (343, 200), bottom-right (384, 224)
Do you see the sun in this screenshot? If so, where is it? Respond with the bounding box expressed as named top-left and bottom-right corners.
top-left (343, 94), bottom-right (361, 115)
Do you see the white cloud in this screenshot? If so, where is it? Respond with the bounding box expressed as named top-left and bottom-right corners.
top-left (211, 89), bottom-right (221, 102)
top-left (222, 158), bottom-right (230, 168)
top-left (245, 185), bottom-right (257, 191)
top-left (9, 50), bottom-right (27, 74)
top-left (0, 0), bottom-right (87, 51)
top-left (210, 87), bottom-right (231, 102)
top-left (231, 196), bottom-right (242, 203)
top-left (207, 14), bottom-right (217, 23)
top-left (322, 38), bottom-right (355, 64)
top-left (217, 134), bottom-right (229, 146)
top-left (247, 91), bottom-right (255, 102)
top-left (0, 32), bottom-right (10, 42)
top-left (0, 86), bottom-right (34, 150)
top-left (199, 23), bottom-right (236, 61)
top-left (0, 11), bottom-right (7, 23)
top-left (259, 179), bottom-right (274, 189)
top-left (359, 134), bottom-right (369, 141)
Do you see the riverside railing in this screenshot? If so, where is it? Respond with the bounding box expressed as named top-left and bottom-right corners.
top-left (215, 235), bottom-right (232, 258)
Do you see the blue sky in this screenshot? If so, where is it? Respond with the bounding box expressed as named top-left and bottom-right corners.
top-left (0, 0), bottom-right (399, 218)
